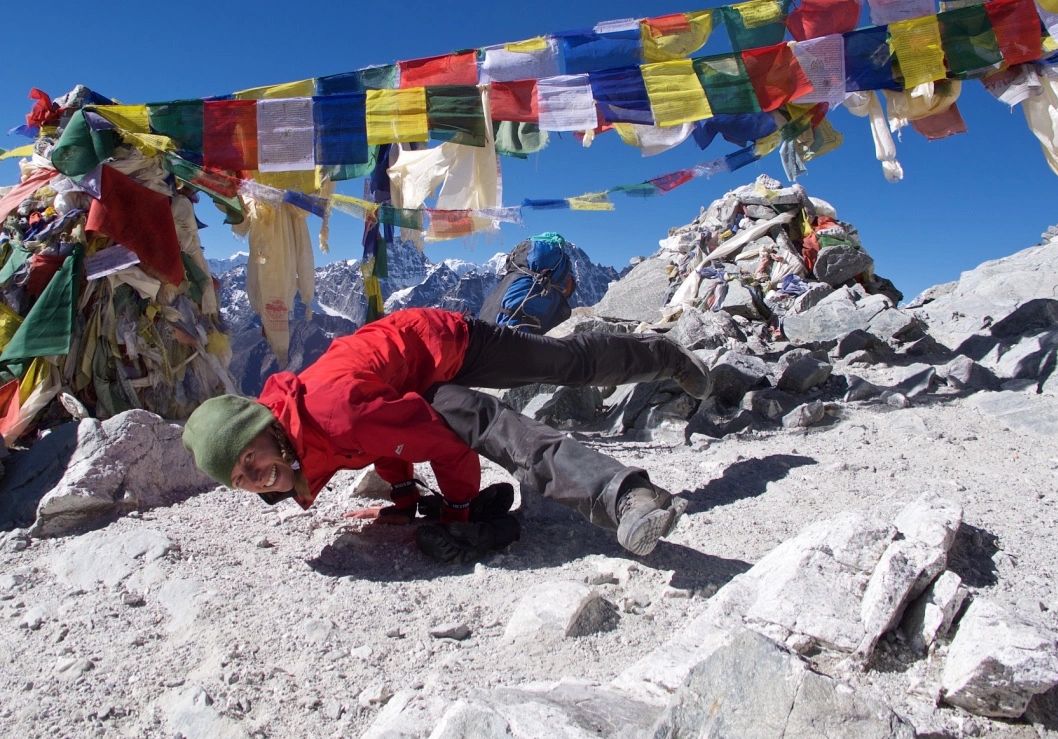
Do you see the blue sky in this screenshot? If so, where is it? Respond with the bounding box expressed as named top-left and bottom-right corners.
top-left (1, 0), bottom-right (1054, 301)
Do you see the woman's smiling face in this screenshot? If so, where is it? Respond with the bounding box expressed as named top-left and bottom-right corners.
top-left (229, 429), bottom-right (296, 493)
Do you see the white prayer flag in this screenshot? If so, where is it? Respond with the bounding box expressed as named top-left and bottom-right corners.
top-left (538, 74), bottom-right (599, 132)
top-left (256, 98), bottom-right (316, 172)
top-left (793, 36), bottom-right (847, 107)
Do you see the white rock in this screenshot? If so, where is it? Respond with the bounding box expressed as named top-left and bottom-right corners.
top-left (504, 581), bottom-right (616, 641)
top-left (352, 468), bottom-right (394, 499)
top-left (615, 497), bottom-right (963, 702)
top-left (428, 700), bottom-right (511, 739)
top-left (902, 571), bottom-right (968, 653)
top-left (942, 598), bottom-right (1058, 718)
top-left (359, 683), bottom-right (393, 708)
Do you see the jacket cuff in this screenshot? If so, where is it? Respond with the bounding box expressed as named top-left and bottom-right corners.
top-left (390, 480), bottom-right (421, 510)
top-left (440, 500), bottom-right (471, 524)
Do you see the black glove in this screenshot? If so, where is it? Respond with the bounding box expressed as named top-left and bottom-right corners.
top-left (415, 514), bottom-right (521, 564)
top-left (417, 482), bottom-right (516, 522)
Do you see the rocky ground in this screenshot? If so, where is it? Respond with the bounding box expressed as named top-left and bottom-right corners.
top-left (0, 183), bottom-right (1056, 737)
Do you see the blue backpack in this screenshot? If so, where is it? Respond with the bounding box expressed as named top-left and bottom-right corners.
top-left (479, 233), bottom-right (576, 334)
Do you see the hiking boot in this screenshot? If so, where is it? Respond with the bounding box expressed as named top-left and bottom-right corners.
top-left (615, 487), bottom-right (687, 556)
top-left (671, 343), bottom-right (713, 400)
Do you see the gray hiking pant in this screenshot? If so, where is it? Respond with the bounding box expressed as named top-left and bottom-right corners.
top-left (426, 319), bottom-right (686, 530)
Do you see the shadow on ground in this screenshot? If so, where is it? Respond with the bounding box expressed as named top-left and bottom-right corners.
top-left (306, 511), bottom-right (751, 590)
top-left (684, 453), bottom-right (817, 515)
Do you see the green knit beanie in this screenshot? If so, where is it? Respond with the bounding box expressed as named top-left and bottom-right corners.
top-left (182, 395), bottom-right (277, 486)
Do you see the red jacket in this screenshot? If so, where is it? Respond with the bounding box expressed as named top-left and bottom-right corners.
top-left (257, 308), bottom-right (477, 519)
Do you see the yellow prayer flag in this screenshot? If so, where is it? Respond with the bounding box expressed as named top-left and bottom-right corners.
top-left (733, 0), bottom-right (783, 28)
top-left (120, 131), bottom-right (175, 156)
top-left (754, 129), bottom-right (782, 157)
top-left (253, 169), bottom-right (319, 194)
top-left (0, 145), bottom-right (34, 161)
top-left (234, 79), bottom-right (316, 100)
top-left (889, 16), bottom-right (947, 88)
top-left (641, 11), bottom-right (714, 62)
top-left (568, 192), bottom-right (615, 211)
top-left (94, 104), bottom-right (150, 133)
top-left (642, 60), bottom-right (713, 127)
top-left (805, 119), bottom-right (843, 161)
top-left (366, 88), bottom-right (429, 145)
top-left (331, 193), bottom-right (379, 220)
top-left (19, 358), bottom-right (48, 406)
top-left (1045, 35), bottom-right (1058, 52)
top-left (0, 303), bottom-right (22, 350)
top-left (1039, 0), bottom-right (1058, 13)
top-left (506, 36), bottom-right (550, 53)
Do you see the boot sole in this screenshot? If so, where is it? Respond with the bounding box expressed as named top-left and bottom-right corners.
top-left (618, 498), bottom-right (687, 556)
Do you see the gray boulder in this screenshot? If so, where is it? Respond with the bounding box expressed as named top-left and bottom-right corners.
top-left (519, 385), bottom-right (604, 429)
top-left (431, 680), bottom-right (660, 739)
top-left (788, 283), bottom-right (833, 315)
top-left (670, 307), bottom-right (746, 350)
top-left (942, 598), bottom-right (1058, 718)
top-left (912, 242), bottom-right (1058, 349)
top-left (740, 388), bottom-right (799, 421)
top-left (901, 570), bottom-right (968, 654)
top-left (2, 410), bottom-right (216, 537)
top-left (813, 244), bottom-right (874, 286)
top-left (652, 629), bottom-right (914, 738)
top-left (843, 375), bottom-right (885, 403)
top-left (940, 356), bottom-right (1001, 392)
top-left (989, 329), bottom-right (1058, 382)
top-left (966, 389), bottom-right (1058, 437)
top-left (716, 280), bottom-right (765, 321)
top-left (833, 329), bottom-right (885, 358)
top-left (781, 287), bottom-right (889, 347)
top-left (504, 581), bottom-right (617, 640)
top-left (776, 349), bottom-right (832, 393)
top-left (866, 308), bottom-right (926, 343)
top-left (710, 351), bottom-right (770, 406)
top-left (594, 258), bottom-right (672, 323)
top-left (615, 495), bottom-right (962, 702)
top-left (782, 401), bottom-right (828, 429)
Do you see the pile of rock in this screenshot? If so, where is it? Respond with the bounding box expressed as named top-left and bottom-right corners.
top-left (365, 495), bottom-right (1058, 736)
top-left (509, 182), bottom-right (1056, 447)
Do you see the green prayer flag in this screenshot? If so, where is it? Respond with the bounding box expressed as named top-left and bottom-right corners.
top-left (695, 55), bottom-right (762, 115)
top-left (720, 2), bottom-right (790, 51)
top-left (321, 146), bottom-right (379, 181)
top-left (148, 100), bottom-right (205, 162)
top-left (494, 122), bottom-right (548, 158)
top-left (426, 86), bottom-right (487, 147)
top-left (50, 110), bottom-right (120, 177)
top-left (377, 205), bottom-right (424, 231)
top-left (0, 244), bottom-right (32, 287)
top-left (0, 246), bottom-right (81, 368)
top-left (374, 239), bottom-right (388, 279)
top-left (939, 5), bottom-right (1003, 77)
top-left (163, 155), bottom-right (245, 225)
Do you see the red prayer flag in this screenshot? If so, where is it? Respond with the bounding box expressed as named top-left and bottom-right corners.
top-left (85, 166), bottom-right (185, 286)
top-left (985, 0), bottom-right (1043, 66)
top-left (644, 13), bottom-right (693, 36)
top-left (0, 169), bottom-right (57, 222)
top-left (427, 209), bottom-right (475, 239)
top-left (650, 169), bottom-right (695, 192)
top-left (786, 0), bottom-right (861, 40)
top-left (202, 100), bottom-right (258, 172)
top-left (490, 80), bottom-right (540, 122)
top-left (400, 52), bottom-right (479, 88)
top-left (910, 102), bottom-right (968, 140)
top-left (742, 43), bottom-right (814, 112)
top-left (0, 379), bottom-right (21, 441)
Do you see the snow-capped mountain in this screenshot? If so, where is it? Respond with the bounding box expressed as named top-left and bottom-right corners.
top-left (206, 251), bottom-right (249, 276)
top-left (216, 238), bottom-right (619, 394)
